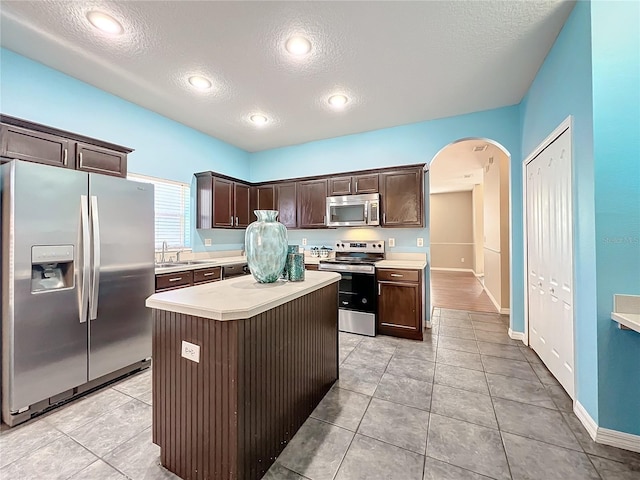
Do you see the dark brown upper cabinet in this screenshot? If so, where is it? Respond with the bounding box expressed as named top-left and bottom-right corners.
top-left (275, 182), bottom-right (297, 228)
top-left (0, 115), bottom-right (132, 177)
top-left (380, 167), bottom-right (424, 227)
top-left (297, 179), bottom-right (328, 228)
top-left (213, 177), bottom-right (234, 227)
top-left (195, 172), bottom-right (250, 229)
top-left (328, 173), bottom-right (379, 196)
top-left (195, 163), bottom-right (424, 231)
top-left (234, 183), bottom-right (251, 228)
top-left (249, 185), bottom-right (275, 221)
top-left (1, 123), bottom-right (71, 169)
top-left (76, 142), bottom-right (127, 177)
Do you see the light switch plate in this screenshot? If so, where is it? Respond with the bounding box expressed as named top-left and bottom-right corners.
top-left (389, 238), bottom-right (395, 247)
top-left (417, 238), bottom-right (424, 247)
top-left (181, 341), bottom-right (200, 363)
top-left (204, 238), bottom-right (212, 246)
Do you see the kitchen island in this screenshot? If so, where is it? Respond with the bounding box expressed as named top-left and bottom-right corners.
top-left (145, 270), bottom-right (341, 480)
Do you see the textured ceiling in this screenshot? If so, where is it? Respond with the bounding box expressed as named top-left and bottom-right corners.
top-left (0, 1), bottom-right (575, 152)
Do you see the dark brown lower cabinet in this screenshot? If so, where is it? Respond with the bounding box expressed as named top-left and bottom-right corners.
top-left (377, 268), bottom-right (423, 340)
top-left (305, 263), bottom-right (319, 271)
top-left (155, 266), bottom-right (221, 292)
top-left (151, 282), bottom-right (338, 480)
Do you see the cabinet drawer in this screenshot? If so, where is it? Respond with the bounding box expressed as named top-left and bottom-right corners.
top-left (377, 268), bottom-right (419, 283)
top-left (193, 266), bottom-right (222, 284)
top-left (305, 264), bottom-right (319, 271)
top-left (156, 270), bottom-right (193, 291)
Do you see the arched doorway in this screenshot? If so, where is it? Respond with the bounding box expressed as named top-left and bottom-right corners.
top-left (428, 138), bottom-right (511, 316)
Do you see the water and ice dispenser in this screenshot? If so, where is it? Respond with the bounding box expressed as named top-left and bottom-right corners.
top-left (31, 245), bottom-right (74, 292)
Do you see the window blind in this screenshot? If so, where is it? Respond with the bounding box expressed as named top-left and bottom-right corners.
top-left (127, 173), bottom-right (191, 249)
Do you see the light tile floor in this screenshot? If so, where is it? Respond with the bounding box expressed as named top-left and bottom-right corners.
top-left (1, 308), bottom-right (639, 479)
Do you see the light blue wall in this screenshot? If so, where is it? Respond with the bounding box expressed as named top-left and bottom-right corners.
top-left (591, 0), bottom-right (640, 435)
top-left (251, 106), bottom-right (524, 331)
top-left (519, 1), bottom-right (599, 422)
top-left (0, 49), bottom-right (250, 184)
top-left (0, 48), bottom-right (250, 252)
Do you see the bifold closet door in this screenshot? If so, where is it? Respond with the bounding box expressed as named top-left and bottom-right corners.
top-left (526, 127), bottom-right (575, 398)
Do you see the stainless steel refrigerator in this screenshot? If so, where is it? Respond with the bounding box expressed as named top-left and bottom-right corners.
top-left (1, 160), bottom-right (154, 426)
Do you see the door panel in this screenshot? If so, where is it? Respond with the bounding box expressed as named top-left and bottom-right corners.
top-left (275, 182), bottom-right (297, 228)
top-left (1, 124), bottom-right (71, 168)
top-left (353, 174), bottom-right (379, 194)
top-left (76, 142), bottom-right (126, 177)
top-left (213, 177), bottom-right (233, 227)
top-left (4, 161), bottom-right (88, 410)
top-left (526, 128), bottom-right (574, 398)
top-left (297, 179), bottom-right (328, 228)
top-left (234, 183), bottom-right (250, 227)
top-left (88, 174), bottom-right (154, 380)
top-left (380, 168), bottom-right (423, 226)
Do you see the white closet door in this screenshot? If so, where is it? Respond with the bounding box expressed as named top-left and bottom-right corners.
top-left (526, 128), bottom-right (574, 398)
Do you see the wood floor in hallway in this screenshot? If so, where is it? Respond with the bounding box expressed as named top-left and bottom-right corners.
top-left (431, 270), bottom-right (498, 313)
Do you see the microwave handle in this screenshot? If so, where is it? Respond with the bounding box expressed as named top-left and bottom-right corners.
top-left (364, 202), bottom-right (369, 221)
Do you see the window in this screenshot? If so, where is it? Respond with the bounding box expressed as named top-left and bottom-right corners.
top-left (127, 173), bottom-right (191, 249)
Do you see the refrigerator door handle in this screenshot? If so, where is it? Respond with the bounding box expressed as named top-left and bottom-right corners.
top-left (79, 195), bottom-right (90, 323)
top-left (90, 195), bottom-right (101, 320)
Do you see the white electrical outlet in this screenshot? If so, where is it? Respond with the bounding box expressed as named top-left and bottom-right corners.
top-left (302, 238), bottom-right (307, 246)
top-left (389, 238), bottom-right (396, 247)
top-left (204, 238), bottom-right (212, 246)
top-left (461, 257), bottom-right (465, 263)
top-left (181, 341), bottom-right (200, 363)
top-left (417, 238), bottom-right (424, 247)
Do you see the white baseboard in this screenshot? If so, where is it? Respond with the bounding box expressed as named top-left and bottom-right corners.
top-left (500, 308), bottom-right (510, 315)
top-left (430, 267), bottom-right (474, 273)
top-left (484, 286), bottom-right (501, 312)
top-left (473, 271), bottom-right (484, 278)
top-left (508, 328), bottom-right (526, 343)
top-left (574, 401), bottom-right (640, 453)
top-left (574, 402), bottom-right (598, 440)
top-left (598, 427), bottom-right (640, 453)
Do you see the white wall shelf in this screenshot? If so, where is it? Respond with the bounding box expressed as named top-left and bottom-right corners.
top-left (611, 294), bottom-right (640, 334)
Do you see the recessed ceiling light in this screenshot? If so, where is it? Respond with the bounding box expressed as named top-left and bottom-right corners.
top-left (86, 11), bottom-right (124, 36)
top-left (285, 36), bottom-right (312, 56)
top-left (188, 76), bottom-right (213, 91)
top-left (328, 94), bottom-right (349, 109)
top-left (250, 114), bottom-right (268, 126)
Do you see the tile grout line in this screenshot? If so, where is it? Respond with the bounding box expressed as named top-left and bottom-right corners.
top-left (472, 311), bottom-right (516, 480)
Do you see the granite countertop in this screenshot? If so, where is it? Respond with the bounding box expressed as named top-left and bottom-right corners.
top-left (155, 255), bottom-right (247, 274)
top-left (146, 270), bottom-right (341, 321)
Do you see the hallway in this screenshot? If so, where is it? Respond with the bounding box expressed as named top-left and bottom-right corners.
top-left (431, 270), bottom-right (498, 313)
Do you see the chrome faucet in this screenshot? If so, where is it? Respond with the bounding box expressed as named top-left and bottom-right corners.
top-left (176, 250), bottom-right (183, 262)
top-left (161, 241), bottom-right (168, 263)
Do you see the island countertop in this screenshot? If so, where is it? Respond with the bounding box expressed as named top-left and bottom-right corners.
top-left (146, 270), bottom-right (341, 321)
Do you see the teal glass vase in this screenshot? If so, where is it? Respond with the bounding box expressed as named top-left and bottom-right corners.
top-left (245, 210), bottom-right (288, 283)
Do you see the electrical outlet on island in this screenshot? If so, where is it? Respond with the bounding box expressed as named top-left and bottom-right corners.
top-left (388, 238), bottom-right (395, 247)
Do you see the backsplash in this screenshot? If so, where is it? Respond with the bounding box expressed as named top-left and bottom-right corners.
top-left (190, 226), bottom-right (430, 254)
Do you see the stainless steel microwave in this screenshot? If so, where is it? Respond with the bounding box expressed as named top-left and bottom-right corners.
top-left (326, 193), bottom-right (380, 227)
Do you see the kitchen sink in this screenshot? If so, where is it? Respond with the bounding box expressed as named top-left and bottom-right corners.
top-left (155, 260), bottom-right (215, 268)
top-left (175, 260), bottom-right (215, 265)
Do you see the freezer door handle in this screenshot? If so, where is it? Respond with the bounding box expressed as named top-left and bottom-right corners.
top-left (79, 195), bottom-right (90, 323)
top-left (90, 195), bottom-right (101, 320)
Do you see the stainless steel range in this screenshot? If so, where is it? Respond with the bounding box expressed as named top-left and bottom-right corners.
top-left (318, 240), bottom-right (384, 336)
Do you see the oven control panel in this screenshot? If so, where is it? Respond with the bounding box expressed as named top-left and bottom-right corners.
top-left (334, 240), bottom-right (385, 253)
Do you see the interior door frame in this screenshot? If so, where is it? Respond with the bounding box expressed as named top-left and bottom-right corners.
top-left (522, 115), bottom-right (574, 352)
